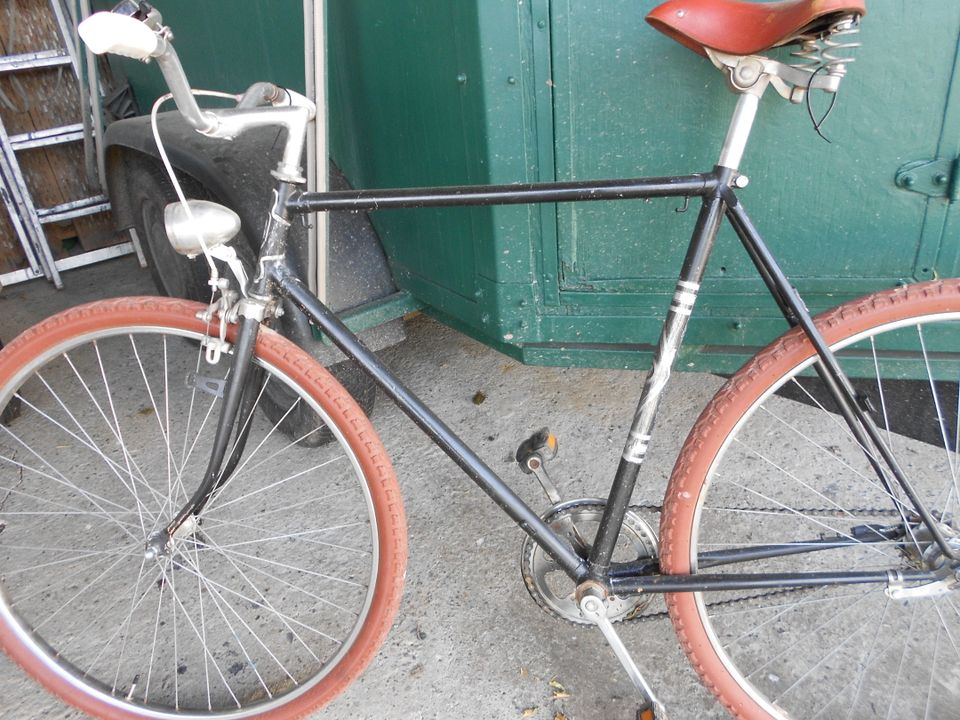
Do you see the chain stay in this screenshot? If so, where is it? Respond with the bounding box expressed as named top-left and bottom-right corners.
top-left (621, 503), bottom-right (906, 623)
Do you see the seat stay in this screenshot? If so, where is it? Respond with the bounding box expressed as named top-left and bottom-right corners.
top-left (725, 197), bottom-right (960, 562)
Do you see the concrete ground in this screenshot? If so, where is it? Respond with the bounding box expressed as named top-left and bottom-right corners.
top-left (0, 256), bottom-right (726, 720)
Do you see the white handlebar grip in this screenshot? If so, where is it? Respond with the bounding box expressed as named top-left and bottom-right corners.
top-left (78, 12), bottom-right (161, 59)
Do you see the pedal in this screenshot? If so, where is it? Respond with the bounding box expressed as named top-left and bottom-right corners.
top-left (515, 428), bottom-right (561, 504)
top-left (637, 702), bottom-right (659, 720)
top-left (515, 428), bottom-right (558, 469)
top-left (579, 587), bottom-right (668, 719)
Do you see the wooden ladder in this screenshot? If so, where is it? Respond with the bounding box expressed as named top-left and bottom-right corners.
top-left (0, 0), bottom-right (144, 288)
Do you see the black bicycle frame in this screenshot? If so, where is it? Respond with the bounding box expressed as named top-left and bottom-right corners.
top-left (223, 166), bottom-right (945, 595)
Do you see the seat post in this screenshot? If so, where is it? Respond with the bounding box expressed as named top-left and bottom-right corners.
top-left (717, 89), bottom-right (762, 172)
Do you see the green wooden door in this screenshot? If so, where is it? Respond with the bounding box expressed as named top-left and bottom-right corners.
top-left (546, 0), bottom-right (960, 351)
top-left (98, 0), bottom-right (960, 371)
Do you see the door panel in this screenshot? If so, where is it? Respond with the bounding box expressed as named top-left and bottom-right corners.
top-left (550, 1), bottom-right (960, 307)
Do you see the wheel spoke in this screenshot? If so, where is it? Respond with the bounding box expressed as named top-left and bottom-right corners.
top-left (31, 371), bottom-right (164, 526)
top-left (923, 624), bottom-right (941, 720)
top-left (204, 455), bottom-right (349, 515)
top-left (63, 351), bottom-right (167, 522)
top-left (31, 551), bottom-right (135, 632)
top-left (884, 602), bottom-right (919, 720)
top-left (213, 413), bottom-right (329, 496)
top-left (0, 302), bottom-right (399, 717)
top-left (717, 471), bottom-right (899, 562)
top-left (0, 434), bottom-right (144, 543)
top-left (180, 532), bottom-right (321, 668)
top-left (153, 559), bottom-right (242, 709)
top-left (743, 587), bottom-right (873, 681)
top-left (759, 398), bottom-right (918, 537)
top-left (204, 514), bottom-right (370, 556)
top-left (106, 560), bottom-right (160, 693)
top-left (773, 602), bottom-right (879, 704)
top-left (845, 596), bottom-right (892, 720)
top-left (194, 534), bottom-right (359, 615)
top-left (918, 326), bottom-right (960, 505)
top-left (207, 541), bottom-right (364, 590)
top-left (168, 552), bottom-right (345, 645)
top-left (129, 334), bottom-right (183, 520)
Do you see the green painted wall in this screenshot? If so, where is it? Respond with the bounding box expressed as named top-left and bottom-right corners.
top-left (329, 1), bottom-right (492, 319)
top-left (328, 0), bottom-right (960, 370)
top-left (101, 1), bottom-right (960, 371)
top-left (547, 1), bottom-right (959, 359)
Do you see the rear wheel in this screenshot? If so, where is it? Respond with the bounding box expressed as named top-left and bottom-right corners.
top-left (0, 297), bottom-right (407, 718)
top-left (662, 280), bottom-right (960, 720)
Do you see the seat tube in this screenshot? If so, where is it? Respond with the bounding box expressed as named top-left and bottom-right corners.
top-left (588, 181), bottom-right (730, 579)
top-left (588, 91), bottom-right (761, 579)
top-left (717, 90), bottom-right (761, 171)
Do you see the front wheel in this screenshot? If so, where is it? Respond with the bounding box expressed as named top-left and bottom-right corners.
top-left (0, 297), bottom-right (407, 718)
top-left (662, 280), bottom-right (960, 720)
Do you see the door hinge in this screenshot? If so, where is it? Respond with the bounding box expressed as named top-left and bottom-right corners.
top-left (895, 157), bottom-right (960, 202)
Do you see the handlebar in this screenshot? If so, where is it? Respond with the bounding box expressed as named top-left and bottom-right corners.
top-left (77, 11), bottom-right (163, 60)
top-left (78, 7), bottom-right (316, 184)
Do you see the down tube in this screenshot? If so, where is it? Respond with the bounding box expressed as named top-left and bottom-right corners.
top-left (272, 266), bottom-right (590, 582)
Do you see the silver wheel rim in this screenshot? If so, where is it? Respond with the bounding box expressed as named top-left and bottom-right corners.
top-left (0, 322), bottom-right (380, 718)
top-left (690, 312), bottom-right (960, 720)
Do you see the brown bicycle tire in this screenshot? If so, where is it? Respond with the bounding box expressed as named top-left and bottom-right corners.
top-left (661, 279), bottom-right (960, 719)
top-left (0, 296), bottom-right (407, 720)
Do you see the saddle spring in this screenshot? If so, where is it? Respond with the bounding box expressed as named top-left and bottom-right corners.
top-left (789, 14), bottom-right (862, 79)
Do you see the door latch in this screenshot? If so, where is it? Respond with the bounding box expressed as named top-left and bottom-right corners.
top-left (895, 157), bottom-right (960, 202)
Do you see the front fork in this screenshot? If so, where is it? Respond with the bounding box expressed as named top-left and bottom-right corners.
top-left (147, 183), bottom-right (296, 556)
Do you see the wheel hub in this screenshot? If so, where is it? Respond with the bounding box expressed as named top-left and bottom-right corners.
top-left (521, 498), bottom-right (658, 624)
top-left (887, 524), bottom-right (960, 600)
top-left (144, 515), bottom-right (201, 561)
top-left (921, 525), bottom-right (960, 566)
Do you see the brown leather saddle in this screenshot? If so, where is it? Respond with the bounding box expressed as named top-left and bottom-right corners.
top-left (647, 0), bottom-right (866, 57)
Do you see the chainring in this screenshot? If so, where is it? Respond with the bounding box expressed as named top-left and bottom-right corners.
top-left (520, 498), bottom-right (659, 625)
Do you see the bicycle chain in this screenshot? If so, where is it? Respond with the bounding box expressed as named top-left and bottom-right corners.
top-left (627, 502), bottom-right (905, 518)
top-left (621, 502), bottom-right (906, 623)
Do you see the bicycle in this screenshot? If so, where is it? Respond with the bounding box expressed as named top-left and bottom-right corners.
top-left (1, 0), bottom-right (957, 718)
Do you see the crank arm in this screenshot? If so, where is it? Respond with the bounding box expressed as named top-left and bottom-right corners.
top-left (579, 592), bottom-right (667, 719)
